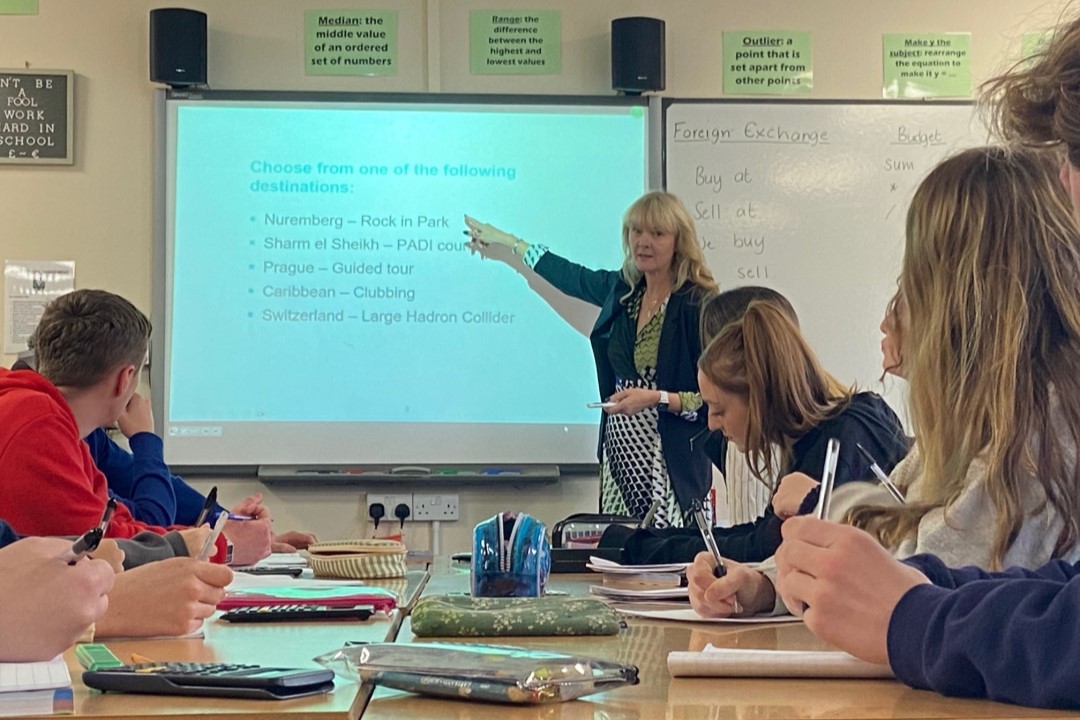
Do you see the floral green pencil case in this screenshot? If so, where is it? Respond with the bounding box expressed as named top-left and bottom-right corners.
top-left (410, 595), bottom-right (621, 637)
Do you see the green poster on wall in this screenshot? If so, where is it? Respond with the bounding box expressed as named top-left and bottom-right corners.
top-left (0, 0), bottom-right (37, 14)
top-left (470, 10), bottom-right (561, 75)
top-left (1022, 30), bottom-right (1053, 63)
top-left (723, 31), bottom-right (812, 95)
top-left (305, 9), bottom-right (397, 76)
top-left (883, 33), bottom-right (971, 98)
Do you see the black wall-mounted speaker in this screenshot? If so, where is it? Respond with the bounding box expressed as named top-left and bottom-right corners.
top-left (611, 16), bottom-right (665, 94)
top-left (150, 8), bottom-right (207, 88)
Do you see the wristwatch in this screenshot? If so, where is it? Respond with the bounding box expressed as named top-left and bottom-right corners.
top-left (657, 390), bottom-right (670, 413)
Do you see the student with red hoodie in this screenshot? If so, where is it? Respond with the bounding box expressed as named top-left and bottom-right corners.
top-left (0, 289), bottom-right (269, 564)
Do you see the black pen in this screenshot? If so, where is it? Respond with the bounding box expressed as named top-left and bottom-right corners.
top-left (856, 443), bottom-right (906, 504)
top-left (194, 486), bottom-right (218, 527)
top-left (60, 528), bottom-right (104, 565)
top-left (690, 499), bottom-right (726, 578)
top-left (98, 498), bottom-right (117, 533)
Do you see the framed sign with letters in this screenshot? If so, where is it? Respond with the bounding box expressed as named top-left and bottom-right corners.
top-left (0, 68), bottom-right (73, 164)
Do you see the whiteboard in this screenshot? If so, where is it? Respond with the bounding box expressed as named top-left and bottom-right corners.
top-left (665, 101), bottom-right (987, 424)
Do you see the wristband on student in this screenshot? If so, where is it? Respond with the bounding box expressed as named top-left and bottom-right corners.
top-left (512, 238), bottom-right (525, 255)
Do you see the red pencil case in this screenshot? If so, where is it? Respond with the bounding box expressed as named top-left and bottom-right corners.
top-left (217, 586), bottom-right (398, 612)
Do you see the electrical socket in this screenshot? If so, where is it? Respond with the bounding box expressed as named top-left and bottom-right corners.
top-left (413, 493), bottom-right (459, 521)
top-left (367, 493), bottom-right (413, 524)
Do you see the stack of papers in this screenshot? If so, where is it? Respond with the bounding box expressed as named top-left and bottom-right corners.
top-left (0, 657), bottom-right (73, 717)
top-left (587, 556), bottom-right (691, 602)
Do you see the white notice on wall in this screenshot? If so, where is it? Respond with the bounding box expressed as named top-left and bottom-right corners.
top-left (4, 260), bottom-right (75, 353)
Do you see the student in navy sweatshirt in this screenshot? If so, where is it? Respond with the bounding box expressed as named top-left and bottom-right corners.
top-left (775, 516), bottom-right (1080, 709)
top-left (614, 297), bottom-right (909, 565)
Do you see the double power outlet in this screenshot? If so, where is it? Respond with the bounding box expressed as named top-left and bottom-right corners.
top-left (366, 493), bottom-right (459, 522)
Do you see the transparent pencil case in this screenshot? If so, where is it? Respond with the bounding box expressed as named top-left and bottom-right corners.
top-left (315, 642), bottom-right (638, 704)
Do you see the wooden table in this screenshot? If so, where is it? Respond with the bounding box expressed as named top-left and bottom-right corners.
top-left (22, 565), bottom-right (1078, 720)
top-left (53, 572), bottom-right (427, 720)
top-left (360, 568), bottom-right (1078, 720)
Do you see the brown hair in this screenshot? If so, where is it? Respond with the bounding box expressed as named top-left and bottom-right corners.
top-left (848, 147), bottom-right (1080, 569)
top-left (619, 192), bottom-right (718, 299)
top-left (982, 14), bottom-right (1080, 165)
top-left (698, 301), bottom-right (852, 482)
top-left (31, 289), bottom-right (151, 389)
top-left (699, 286), bottom-right (799, 345)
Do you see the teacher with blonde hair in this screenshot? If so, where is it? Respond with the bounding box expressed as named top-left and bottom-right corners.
top-left (466, 191), bottom-right (718, 528)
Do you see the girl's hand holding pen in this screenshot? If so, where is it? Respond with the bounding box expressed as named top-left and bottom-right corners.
top-left (775, 516), bottom-right (929, 665)
top-left (687, 552), bottom-right (774, 618)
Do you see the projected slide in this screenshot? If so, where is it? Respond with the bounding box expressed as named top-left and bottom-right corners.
top-left (161, 97), bottom-right (649, 465)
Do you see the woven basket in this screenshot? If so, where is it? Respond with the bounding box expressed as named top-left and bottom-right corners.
top-left (303, 539), bottom-right (408, 579)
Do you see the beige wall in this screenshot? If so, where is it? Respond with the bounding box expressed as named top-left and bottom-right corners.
top-left (0, 0), bottom-right (1068, 553)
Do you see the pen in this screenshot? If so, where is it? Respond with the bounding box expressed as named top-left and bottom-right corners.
top-left (194, 486), bottom-right (218, 527)
top-left (814, 438), bottom-right (841, 521)
top-left (855, 443), bottom-right (906, 504)
top-left (60, 528), bottom-right (104, 565)
top-left (802, 438), bottom-right (840, 614)
top-left (98, 498), bottom-right (117, 533)
top-left (61, 498), bottom-right (117, 564)
top-left (638, 497), bottom-right (662, 529)
top-left (690, 499), bottom-right (726, 578)
top-left (196, 512), bottom-right (229, 562)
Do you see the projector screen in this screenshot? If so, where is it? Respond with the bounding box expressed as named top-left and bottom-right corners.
top-left (154, 92), bottom-right (650, 467)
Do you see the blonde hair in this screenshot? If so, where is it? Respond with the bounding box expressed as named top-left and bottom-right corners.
top-left (981, 13), bottom-right (1080, 165)
top-left (619, 192), bottom-right (718, 299)
top-left (848, 146), bottom-right (1080, 569)
top-left (698, 301), bottom-right (852, 483)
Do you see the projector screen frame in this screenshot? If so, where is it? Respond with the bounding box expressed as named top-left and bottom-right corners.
top-left (151, 89), bottom-right (660, 474)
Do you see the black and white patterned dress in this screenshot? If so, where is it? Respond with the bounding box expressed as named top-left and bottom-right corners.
top-left (599, 295), bottom-right (703, 528)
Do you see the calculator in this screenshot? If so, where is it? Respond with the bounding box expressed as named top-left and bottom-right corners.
top-left (220, 603), bottom-right (375, 623)
top-left (82, 663), bottom-right (335, 700)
